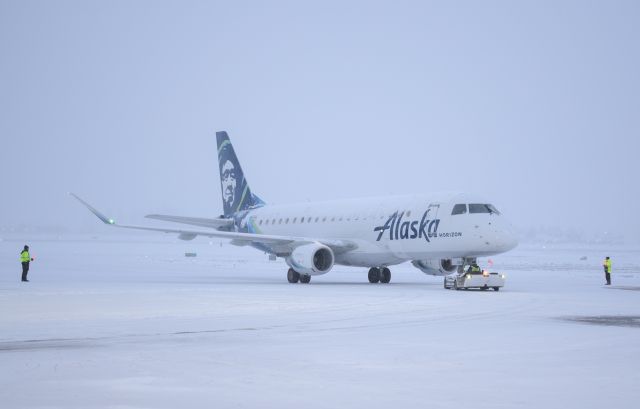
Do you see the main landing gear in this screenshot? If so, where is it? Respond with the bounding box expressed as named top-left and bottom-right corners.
top-left (287, 268), bottom-right (311, 284)
top-left (368, 267), bottom-right (391, 284)
top-left (286, 267), bottom-right (392, 284)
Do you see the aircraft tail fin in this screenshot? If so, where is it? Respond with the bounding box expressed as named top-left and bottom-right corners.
top-left (216, 131), bottom-right (265, 217)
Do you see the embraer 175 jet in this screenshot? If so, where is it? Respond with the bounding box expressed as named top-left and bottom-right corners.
top-left (72, 131), bottom-right (518, 284)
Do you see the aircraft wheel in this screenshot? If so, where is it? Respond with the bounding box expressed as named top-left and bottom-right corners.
top-left (493, 287), bottom-right (500, 291)
top-left (287, 268), bottom-right (300, 283)
top-left (368, 267), bottom-right (380, 283)
top-left (300, 274), bottom-right (311, 284)
top-left (380, 268), bottom-right (391, 284)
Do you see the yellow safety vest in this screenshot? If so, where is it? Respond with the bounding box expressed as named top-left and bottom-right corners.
top-left (471, 265), bottom-right (481, 272)
top-left (603, 259), bottom-right (611, 273)
top-left (20, 250), bottom-right (30, 263)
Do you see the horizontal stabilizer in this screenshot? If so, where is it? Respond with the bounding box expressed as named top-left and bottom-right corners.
top-left (145, 214), bottom-right (234, 230)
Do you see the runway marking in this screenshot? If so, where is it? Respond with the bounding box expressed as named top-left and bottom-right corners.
top-left (0, 328), bottom-right (261, 352)
top-left (560, 315), bottom-right (640, 328)
top-left (607, 286), bottom-right (640, 292)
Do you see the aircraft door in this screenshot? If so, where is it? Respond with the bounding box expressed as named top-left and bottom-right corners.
top-left (426, 202), bottom-right (441, 240)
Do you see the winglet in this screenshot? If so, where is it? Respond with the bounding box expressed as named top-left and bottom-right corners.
top-left (69, 193), bottom-right (116, 225)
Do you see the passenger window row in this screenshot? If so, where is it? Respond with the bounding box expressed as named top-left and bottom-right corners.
top-left (256, 210), bottom-right (412, 226)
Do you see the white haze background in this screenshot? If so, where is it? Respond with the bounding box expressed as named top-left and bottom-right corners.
top-left (1, 1), bottom-right (639, 242)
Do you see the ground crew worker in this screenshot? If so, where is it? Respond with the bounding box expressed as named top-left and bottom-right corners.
top-left (467, 263), bottom-right (481, 273)
top-left (20, 245), bottom-right (33, 282)
top-left (603, 256), bottom-right (612, 285)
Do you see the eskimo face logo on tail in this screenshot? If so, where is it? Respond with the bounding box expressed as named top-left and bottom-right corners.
top-left (218, 138), bottom-right (247, 216)
top-left (373, 210), bottom-right (440, 242)
top-left (221, 160), bottom-right (237, 210)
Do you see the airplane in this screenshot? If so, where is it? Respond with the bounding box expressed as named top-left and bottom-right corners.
top-left (72, 131), bottom-right (518, 284)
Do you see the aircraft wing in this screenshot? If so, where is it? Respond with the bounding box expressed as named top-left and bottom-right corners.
top-left (144, 214), bottom-right (234, 230)
top-left (70, 193), bottom-right (357, 255)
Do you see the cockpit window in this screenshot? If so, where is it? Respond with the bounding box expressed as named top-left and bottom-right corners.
top-left (487, 204), bottom-right (501, 215)
top-left (451, 204), bottom-right (467, 215)
top-left (469, 203), bottom-right (501, 215)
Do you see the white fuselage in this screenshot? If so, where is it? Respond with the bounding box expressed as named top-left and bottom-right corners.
top-left (241, 192), bottom-right (518, 267)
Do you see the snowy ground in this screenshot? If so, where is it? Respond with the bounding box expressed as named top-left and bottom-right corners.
top-left (1, 233), bottom-right (639, 408)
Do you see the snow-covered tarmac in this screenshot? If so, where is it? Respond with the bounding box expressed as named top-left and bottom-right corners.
top-left (1, 234), bottom-right (639, 408)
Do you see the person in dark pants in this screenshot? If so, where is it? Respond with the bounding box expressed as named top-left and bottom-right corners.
top-left (603, 256), bottom-right (612, 285)
top-left (20, 245), bottom-right (32, 282)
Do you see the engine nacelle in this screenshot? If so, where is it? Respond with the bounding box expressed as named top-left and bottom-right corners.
top-left (412, 259), bottom-right (459, 276)
top-left (285, 243), bottom-right (334, 276)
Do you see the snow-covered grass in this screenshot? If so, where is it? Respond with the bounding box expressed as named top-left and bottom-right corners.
top-left (1, 234), bottom-right (639, 408)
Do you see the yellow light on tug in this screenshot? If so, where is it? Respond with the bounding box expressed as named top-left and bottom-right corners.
top-left (482, 270), bottom-right (489, 277)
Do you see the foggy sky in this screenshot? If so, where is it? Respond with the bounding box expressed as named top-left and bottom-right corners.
top-left (1, 1), bottom-right (639, 242)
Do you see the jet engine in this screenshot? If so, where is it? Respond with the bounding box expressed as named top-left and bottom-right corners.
top-left (285, 243), bottom-right (334, 276)
top-left (411, 259), bottom-right (459, 276)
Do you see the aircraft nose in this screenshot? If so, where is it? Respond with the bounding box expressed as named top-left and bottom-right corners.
top-left (498, 221), bottom-right (518, 252)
